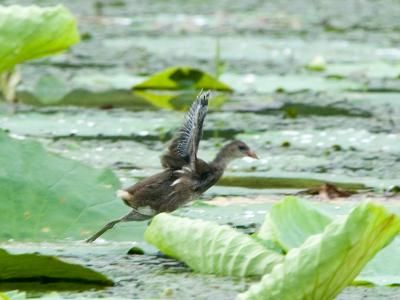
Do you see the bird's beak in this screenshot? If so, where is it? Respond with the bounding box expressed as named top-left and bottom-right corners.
top-left (246, 150), bottom-right (258, 159)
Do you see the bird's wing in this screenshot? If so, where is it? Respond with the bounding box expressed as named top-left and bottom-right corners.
top-left (161, 91), bottom-right (210, 170)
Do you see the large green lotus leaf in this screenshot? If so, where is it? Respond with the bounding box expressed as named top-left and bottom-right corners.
top-left (144, 213), bottom-right (283, 277)
top-left (237, 202), bottom-right (400, 300)
top-left (257, 197), bottom-right (332, 251)
top-left (0, 248), bottom-right (112, 289)
top-left (251, 214), bottom-right (282, 253)
top-left (256, 197), bottom-right (400, 286)
top-left (133, 66), bottom-right (233, 91)
top-left (0, 5), bottom-right (80, 72)
top-left (0, 130), bottom-right (127, 241)
top-left (2, 291), bottom-right (129, 300)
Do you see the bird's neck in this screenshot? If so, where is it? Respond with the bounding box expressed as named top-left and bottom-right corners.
top-left (193, 148), bottom-right (235, 194)
top-left (211, 147), bottom-right (235, 174)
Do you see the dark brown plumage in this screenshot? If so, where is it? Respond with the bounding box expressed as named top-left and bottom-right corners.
top-left (86, 91), bottom-right (257, 242)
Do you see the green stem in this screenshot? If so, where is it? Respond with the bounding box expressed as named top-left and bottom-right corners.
top-left (0, 67), bottom-right (20, 103)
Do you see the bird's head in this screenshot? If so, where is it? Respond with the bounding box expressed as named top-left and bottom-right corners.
top-left (223, 140), bottom-right (258, 160)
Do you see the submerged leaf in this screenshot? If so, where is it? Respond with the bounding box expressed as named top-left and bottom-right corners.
top-left (217, 176), bottom-right (367, 190)
top-left (145, 213), bottom-right (283, 277)
top-left (0, 248), bottom-right (112, 289)
top-left (0, 5), bottom-right (80, 72)
top-left (237, 202), bottom-right (400, 300)
top-left (32, 75), bottom-right (68, 104)
top-left (133, 90), bottom-right (228, 111)
top-left (133, 66), bottom-right (233, 91)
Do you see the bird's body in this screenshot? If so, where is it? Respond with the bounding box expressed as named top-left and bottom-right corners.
top-left (120, 160), bottom-right (222, 214)
top-left (86, 91), bottom-right (257, 242)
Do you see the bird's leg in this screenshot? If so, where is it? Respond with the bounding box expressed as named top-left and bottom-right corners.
top-left (86, 209), bottom-right (152, 243)
top-left (85, 218), bottom-right (121, 243)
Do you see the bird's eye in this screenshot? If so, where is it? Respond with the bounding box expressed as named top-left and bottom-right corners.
top-left (238, 145), bottom-right (247, 151)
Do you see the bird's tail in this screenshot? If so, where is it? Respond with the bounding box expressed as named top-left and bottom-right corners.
top-left (117, 189), bottom-right (133, 201)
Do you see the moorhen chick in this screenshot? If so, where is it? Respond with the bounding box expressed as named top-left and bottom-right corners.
top-left (86, 91), bottom-right (258, 242)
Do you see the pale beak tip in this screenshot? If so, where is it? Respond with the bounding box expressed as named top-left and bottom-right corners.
top-left (247, 151), bottom-right (259, 159)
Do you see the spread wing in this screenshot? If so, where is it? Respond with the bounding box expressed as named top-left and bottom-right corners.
top-left (161, 90), bottom-right (210, 170)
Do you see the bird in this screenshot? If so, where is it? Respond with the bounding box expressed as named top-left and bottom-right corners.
top-left (86, 91), bottom-right (258, 242)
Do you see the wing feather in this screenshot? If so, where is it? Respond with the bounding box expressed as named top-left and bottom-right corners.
top-left (161, 91), bottom-right (210, 170)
